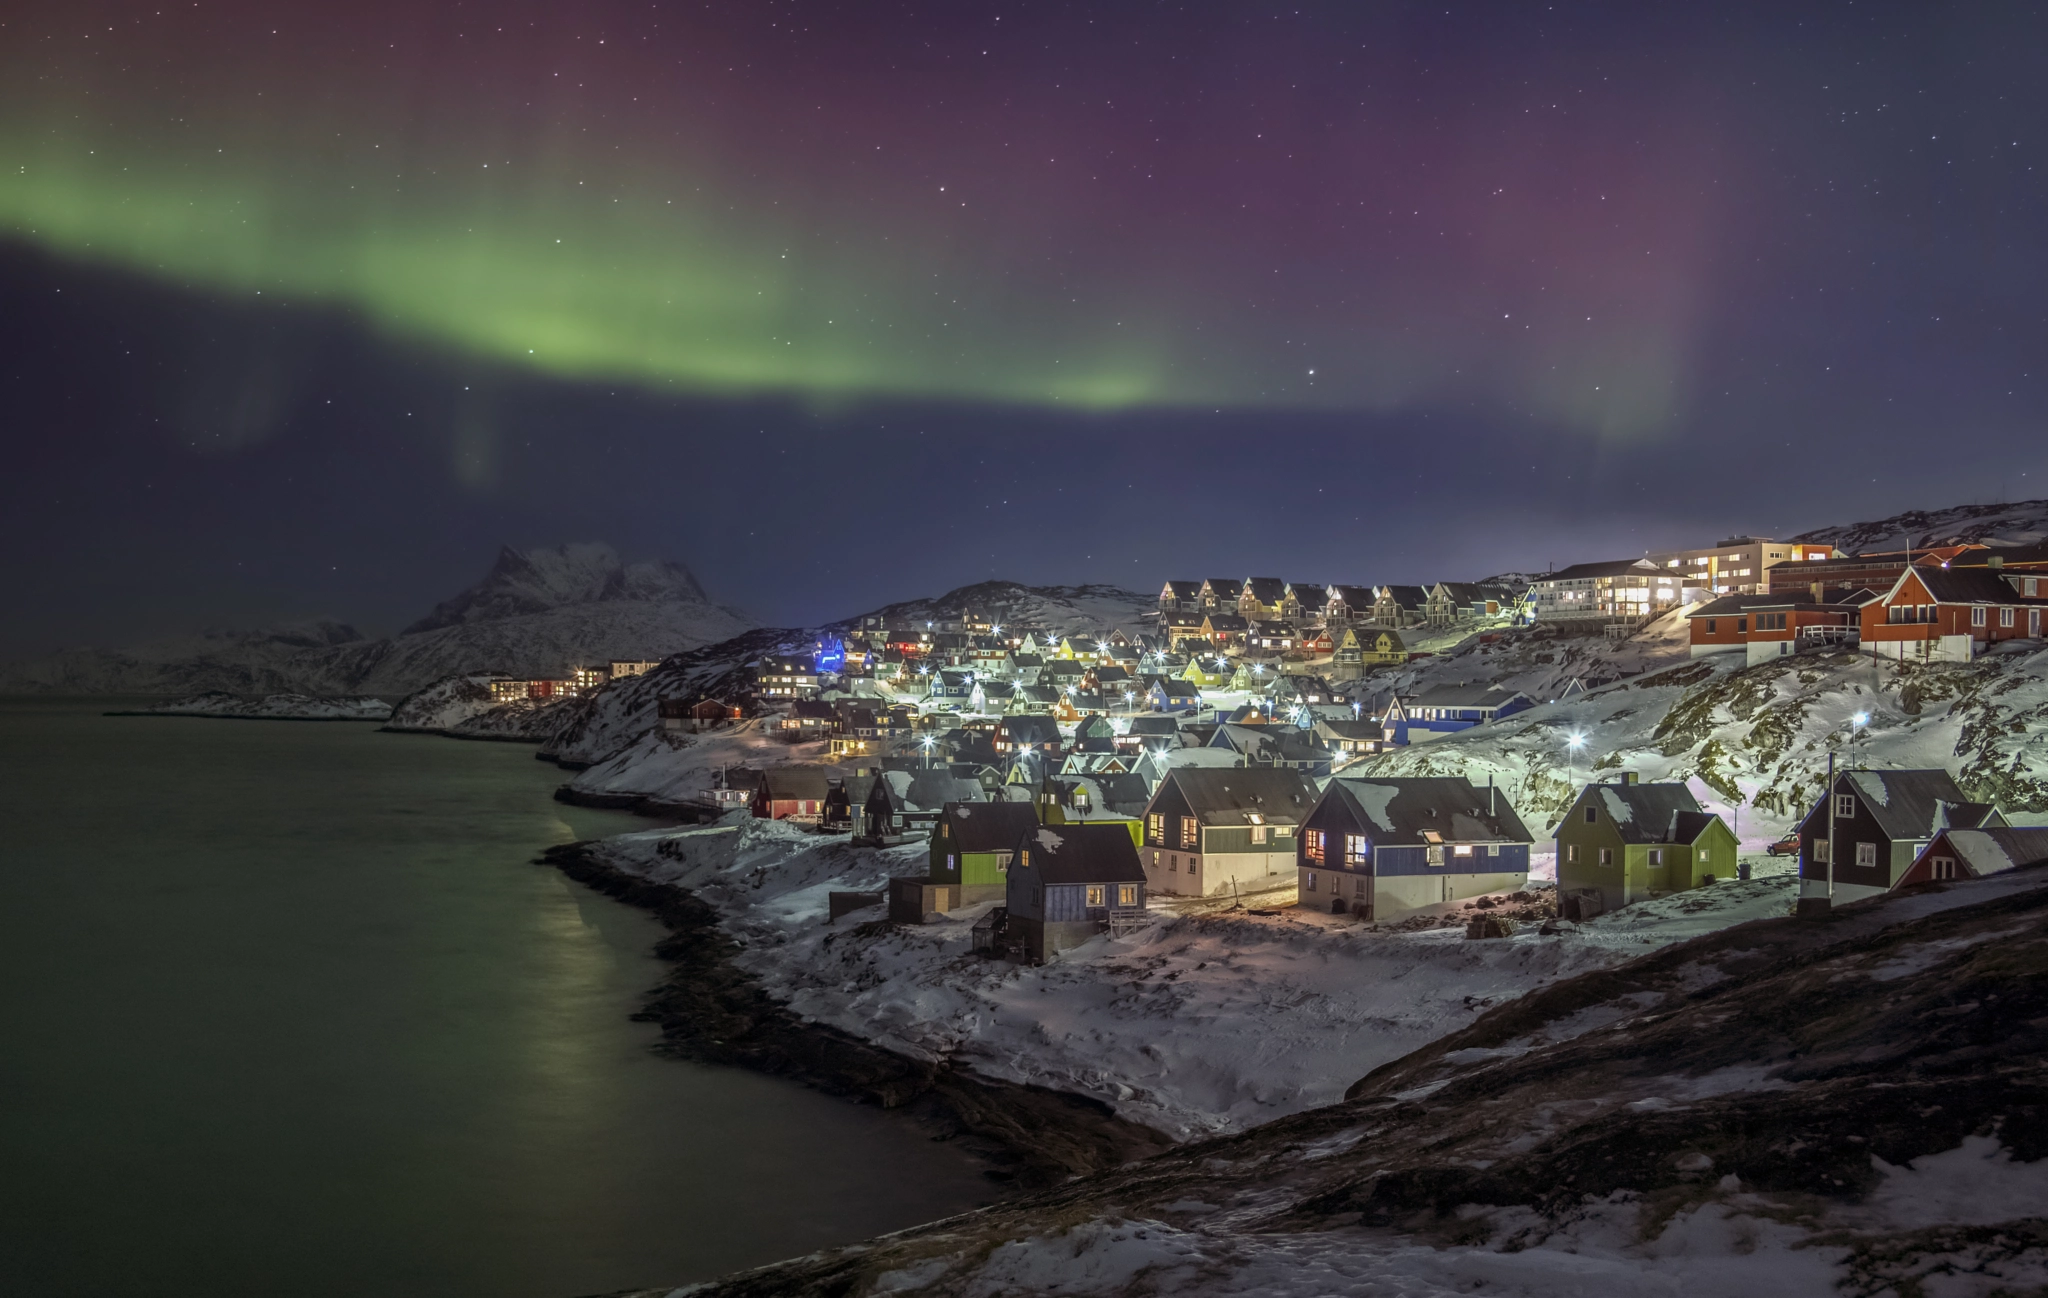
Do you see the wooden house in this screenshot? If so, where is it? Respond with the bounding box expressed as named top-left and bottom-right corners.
top-left (1391, 682), bottom-right (1535, 744)
top-left (756, 655), bottom-right (821, 700)
top-left (1314, 718), bottom-right (1388, 760)
top-left (1238, 578), bottom-right (1289, 622)
top-left (750, 765), bottom-right (832, 821)
top-left (1860, 564), bottom-right (2048, 662)
top-left (1301, 627), bottom-right (1335, 655)
top-left (1206, 723), bottom-right (1332, 774)
top-left (1326, 584), bottom-right (1377, 625)
top-left (994, 714), bottom-right (1063, 759)
top-left (1149, 678), bottom-right (1203, 714)
top-left (1160, 580), bottom-right (1204, 617)
top-left (658, 697), bottom-right (740, 734)
top-left (1554, 775), bottom-right (1738, 917)
top-left (1371, 585), bottom-right (1429, 627)
top-left (1199, 578), bottom-right (1245, 612)
top-left (1247, 620), bottom-right (1297, 652)
top-left (776, 698), bottom-right (839, 737)
top-left (1200, 612), bottom-right (1249, 647)
top-left (1796, 768), bottom-right (2004, 910)
top-left (1297, 776), bottom-right (1532, 919)
top-left (1005, 824), bottom-right (1148, 961)
top-left (1286, 582), bottom-right (1328, 624)
top-left (1117, 715), bottom-right (1182, 752)
top-left (1686, 592), bottom-right (1869, 664)
top-left (929, 800), bottom-right (1042, 904)
top-left (1159, 613), bottom-right (1205, 648)
top-left (1358, 629), bottom-right (1409, 665)
top-left (1182, 657), bottom-right (1229, 688)
top-left (1141, 768), bottom-right (1316, 898)
top-left (929, 668), bottom-right (975, 702)
top-left (1898, 827), bottom-right (2048, 889)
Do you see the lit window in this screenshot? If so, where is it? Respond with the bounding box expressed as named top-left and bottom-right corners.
top-left (1599, 848), bottom-right (1613, 865)
top-left (1304, 871), bottom-right (1318, 892)
top-left (1086, 885), bottom-right (1105, 907)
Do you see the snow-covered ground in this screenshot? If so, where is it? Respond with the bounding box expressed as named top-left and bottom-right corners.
top-left (112, 691), bottom-right (393, 721)
top-left (579, 816), bottom-right (1806, 1141)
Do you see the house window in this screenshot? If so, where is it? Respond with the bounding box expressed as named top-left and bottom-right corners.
top-left (1020, 850), bottom-right (1031, 868)
top-left (1815, 838), bottom-right (1831, 864)
top-left (1599, 848), bottom-right (1613, 866)
top-left (1188, 857), bottom-right (1198, 874)
top-left (1118, 885), bottom-right (1138, 907)
top-left (1969, 605), bottom-right (1988, 627)
top-left (1086, 885), bottom-right (1106, 907)
top-left (2000, 607), bottom-right (2016, 628)
top-left (1345, 834), bottom-right (1370, 867)
top-left (1251, 824), bottom-right (1268, 845)
top-left (1304, 830), bottom-right (1326, 864)
top-left (1698, 849), bottom-right (1710, 862)
top-left (1453, 844), bottom-right (1473, 857)
top-left (1585, 806), bottom-right (1597, 823)
top-left (1567, 844), bottom-right (1580, 863)
top-left (1856, 842), bottom-right (1878, 868)
top-left (1834, 794), bottom-right (1856, 819)
top-left (1180, 816), bottom-right (1199, 849)
top-left (1486, 844), bottom-right (1499, 856)
top-left (1931, 856), bottom-right (1957, 880)
top-left (1706, 619), bottom-right (1717, 633)
top-left (1305, 871), bottom-right (1318, 892)
top-left (1649, 849), bottom-right (1663, 865)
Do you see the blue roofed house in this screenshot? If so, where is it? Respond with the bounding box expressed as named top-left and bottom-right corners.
top-left (1297, 776), bottom-right (1532, 920)
top-left (1005, 823), bottom-right (1149, 962)
top-left (1385, 682), bottom-right (1536, 744)
top-left (1149, 678), bottom-right (1203, 714)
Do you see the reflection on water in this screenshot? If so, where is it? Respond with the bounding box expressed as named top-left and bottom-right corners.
top-left (0, 700), bottom-right (987, 1297)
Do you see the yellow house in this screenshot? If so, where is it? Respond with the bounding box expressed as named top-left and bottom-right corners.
top-left (1362, 629), bottom-right (1409, 665)
top-left (1182, 658), bottom-right (1228, 688)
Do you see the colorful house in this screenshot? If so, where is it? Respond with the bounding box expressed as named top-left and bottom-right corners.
top-left (1149, 678), bottom-right (1203, 714)
top-left (1897, 827), bottom-right (2048, 889)
top-left (1141, 767), bottom-right (1316, 897)
top-left (929, 800), bottom-right (1042, 904)
top-left (1388, 682), bottom-right (1535, 744)
top-left (750, 765), bottom-right (832, 821)
top-left (1296, 776), bottom-right (1532, 919)
top-left (1554, 775), bottom-right (1739, 917)
top-left (1005, 823), bottom-right (1149, 962)
top-left (1860, 564), bottom-right (2048, 663)
top-left (1796, 768), bottom-right (2004, 911)
top-left (1182, 657), bottom-right (1229, 688)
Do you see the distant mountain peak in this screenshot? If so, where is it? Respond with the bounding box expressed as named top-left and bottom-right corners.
top-left (402, 543), bottom-right (712, 635)
top-left (1791, 498), bottom-right (2048, 554)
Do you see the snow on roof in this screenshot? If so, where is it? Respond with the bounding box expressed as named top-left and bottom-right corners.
top-left (1600, 787), bottom-right (1636, 825)
top-left (1850, 769), bottom-right (1892, 808)
top-left (1351, 782), bottom-right (1401, 834)
top-left (1035, 828), bottom-right (1065, 850)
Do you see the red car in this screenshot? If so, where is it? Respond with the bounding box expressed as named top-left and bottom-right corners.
top-left (1765, 834), bottom-right (1802, 857)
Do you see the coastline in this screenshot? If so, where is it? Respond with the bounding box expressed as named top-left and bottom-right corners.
top-left (541, 841), bottom-right (1176, 1189)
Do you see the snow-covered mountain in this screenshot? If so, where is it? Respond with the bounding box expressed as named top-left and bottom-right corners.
top-left (0, 543), bottom-right (756, 697)
top-left (1792, 497), bottom-right (2048, 554)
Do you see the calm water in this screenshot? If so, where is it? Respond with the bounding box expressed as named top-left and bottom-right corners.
top-left (0, 699), bottom-right (986, 1297)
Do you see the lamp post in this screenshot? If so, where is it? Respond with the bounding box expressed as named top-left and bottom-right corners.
top-left (1566, 731), bottom-right (1587, 801)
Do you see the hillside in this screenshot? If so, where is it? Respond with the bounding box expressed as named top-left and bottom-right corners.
top-left (657, 865), bottom-right (2048, 1297)
top-left (1792, 497), bottom-right (2048, 554)
top-left (829, 580), bottom-right (1156, 638)
top-left (0, 544), bottom-right (755, 698)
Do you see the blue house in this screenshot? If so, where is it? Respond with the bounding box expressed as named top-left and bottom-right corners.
top-left (1296, 776), bottom-right (1532, 920)
top-left (1385, 683), bottom-right (1535, 744)
top-left (929, 668), bottom-right (976, 702)
top-left (1149, 678), bottom-right (1203, 714)
top-left (1005, 823), bottom-right (1148, 962)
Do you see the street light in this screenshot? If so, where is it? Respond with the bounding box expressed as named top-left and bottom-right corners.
top-left (1566, 731), bottom-right (1587, 796)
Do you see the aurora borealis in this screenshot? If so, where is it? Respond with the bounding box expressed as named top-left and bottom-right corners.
top-left (4, 1), bottom-right (2048, 643)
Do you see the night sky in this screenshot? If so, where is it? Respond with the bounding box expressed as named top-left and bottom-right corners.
top-left (4, 1), bottom-right (2047, 655)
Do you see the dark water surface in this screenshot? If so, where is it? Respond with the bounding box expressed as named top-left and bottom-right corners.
top-left (0, 700), bottom-right (986, 1297)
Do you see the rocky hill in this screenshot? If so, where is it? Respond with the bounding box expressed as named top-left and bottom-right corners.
top-left (655, 865), bottom-right (2048, 1297)
top-left (0, 544), bottom-right (756, 698)
top-left (1792, 498), bottom-right (2048, 555)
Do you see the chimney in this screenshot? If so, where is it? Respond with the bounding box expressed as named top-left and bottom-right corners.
top-left (1621, 772), bottom-right (1639, 786)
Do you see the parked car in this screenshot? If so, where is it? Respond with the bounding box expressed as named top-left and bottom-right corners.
top-left (1765, 833), bottom-right (1801, 856)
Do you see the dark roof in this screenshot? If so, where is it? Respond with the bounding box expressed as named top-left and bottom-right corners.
top-left (1404, 681), bottom-right (1534, 710)
top-left (1002, 715), bottom-right (1063, 746)
top-left (1378, 584), bottom-right (1428, 608)
top-left (1331, 584), bottom-right (1377, 607)
top-left (1163, 580), bottom-right (1203, 598)
top-left (1012, 823), bottom-right (1146, 884)
top-left (789, 699), bottom-right (836, 720)
top-left (1124, 716), bottom-right (1180, 737)
top-left (1323, 776), bottom-right (1533, 844)
top-left (1316, 719), bottom-right (1385, 741)
top-left (1539, 559), bottom-right (1660, 582)
top-left (1672, 811), bottom-right (1722, 844)
top-left (1933, 827), bottom-right (2048, 875)
top-left (1834, 769), bottom-right (1999, 840)
top-left (1161, 767), bottom-right (1319, 826)
top-left (938, 800), bottom-right (1041, 852)
top-left (1435, 582), bottom-right (1483, 603)
top-left (1577, 781), bottom-right (1711, 845)
top-left (1686, 593), bottom-right (1843, 618)
top-left (1243, 577), bottom-right (1287, 603)
top-left (758, 765), bottom-right (832, 799)
top-left (1290, 584), bottom-right (1331, 610)
top-left (1204, 578), bottom-right (1246, 598)
top-left (1903, 565), bottom-right (2048, 605)
top-left (1203, 613), bottom-right (1250, 631)
top-left (1153, 679), bottom-right (1200, 697)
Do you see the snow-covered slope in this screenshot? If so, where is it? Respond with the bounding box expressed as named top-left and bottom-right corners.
top-left (108, 691), bottom-right (392, 721)
top-left (0, 544), bottom-right (757, 697)
top-left (674, 863), bottom-right (2048, 1298)
top-left (1792, 497), bottom-right (2048, 554)
top-left (832, 581), bottom-right (1155, 638)
top-left (1353, 639), bottom-right (2048, 840)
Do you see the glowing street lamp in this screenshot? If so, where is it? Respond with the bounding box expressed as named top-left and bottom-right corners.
top-left (1565, 731), bottom-right (1587, 792)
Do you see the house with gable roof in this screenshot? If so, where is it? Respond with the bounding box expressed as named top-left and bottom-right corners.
top-left (1898, 826), bottom-right (2048, 889)
top-left (1160, 580), bottom-right (1204, 617)
top-left (1296, 776), bottom-right (1532, 919)
top-left (1140, 766), bottom-right (1317, 897)
top-left (1555, 774), bottom-right (1738, 916)
top-left (1796, 768), bottom-right (2005, 910)
top-left (928, 800), bottom-right (1042, 903)
top-left (1860, 563), bottom-right (2048, 662)
top-left (1199, 578), bottom-right (1246, 613)
top-left (1392, 681), bottom-right (1536, 743)
top-left (1238, 577), bottom-right (1289, 622)
top-left (1005, 823), bottom-right (1149, 962)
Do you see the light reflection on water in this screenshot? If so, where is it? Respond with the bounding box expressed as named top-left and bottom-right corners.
top-left (0, 700), bottom-right (988, 1297)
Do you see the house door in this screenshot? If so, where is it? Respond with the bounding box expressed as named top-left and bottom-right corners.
top-left (1443, 877), bottom-right (1453, 903)
top-left (2033, 609), bottom-right (2042, 638)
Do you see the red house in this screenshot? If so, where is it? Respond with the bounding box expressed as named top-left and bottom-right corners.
top-left (1686, 592), bottom-right (1870, 665)
top-left (1897, 826), bottom-right (2048, 889)
top-left (750, 765), bottom-right (831, 821)
top-left (1861, 565), bottom-right (2048, 663)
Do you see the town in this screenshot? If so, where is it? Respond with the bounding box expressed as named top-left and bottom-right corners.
top-left (506, 532), bottom-right (2048, 963)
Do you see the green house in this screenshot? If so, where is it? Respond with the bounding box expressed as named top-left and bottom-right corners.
top-left (930, 801), bottom-right (1043, 902)
top-left (1556, 775), bottom-right (1739, 917)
